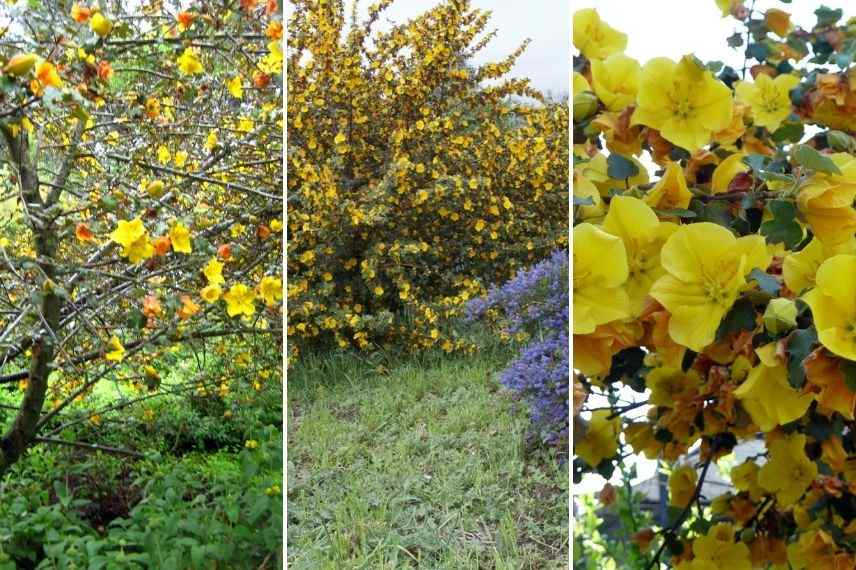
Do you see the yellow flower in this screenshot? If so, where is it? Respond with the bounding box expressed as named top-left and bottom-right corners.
top-left (168, 222), bottom-right (192, 254)
top-left (90, 12), bottom-right (112, 37)
top-left (573, 71), bottom-right (591, 96)
top-left (646, 366), bottom-right (699, 408)
top-left (35, 60), bottom-right (63, 88)
top-left (146, 179), bottom-right (165, 198)
top-left (573, 9), bottom-right (627, 60)
top-left (758, 432), bottom-right (817, 507)
top-left (689, 524), bottom-right (752, 570)
top-left (258, 275), bottom-right (282, 306)
top-left (649, 222), bottom-right (770, 351)
top-left (157, 145), bottom-right (170, 164)
top-left (711, 152), bottom-right (749, 194)
top-left (602, 196), bottom-right (678, 314)
top-left (576, 410), bottom-right (620, 467)
top-left (573, 223), bottom-right (630, 334)
top-left (203, 258), bottom-right (225, 285)
top-left (803, 254), bottom-right (856, 361)
top-left (3, 53), bottom-right (37, 76)
top-left (632, 56), bottom-right (732, 152)
top-left (796, 153), bottom-right (856, 245)
top-left (223, 283), bottom-right (256, 317)
top-left (573, 172), bottom-right (605, 221)
top-left (644, 161), bottom-right (693, 212)
top-left (783, 236), bottom-right (856, 293)
top-left (734, 73), bottom-right (799, 132)
top-left (731, 461), bottom-right (765, 501)
top-left (174, 151), bottom-right (188, 167)
top-left (177, 48), bottom-right (203, 75)
top-left (244, 439), bottom-right (259, 449)
top-left (105, 336), bottom-right (125, 362)
top-left (787, 530), bottom-right (849, 570)
top-left (590, 54), bottom-right (641, 112)
top-left (227, 75), bottom-right (243, 99)
top-left (200, 285), bottom-right (222, 303)
top-left (669, 465), bottom-right (697, 508)
top-left (713, 102), bottom-right (749, 148)
top-left (110, 218), bottom-right (154, 263)
top-left (734, 343), bottom-right (814, 431)
top-left (581, 152), bottom-right (649, 196)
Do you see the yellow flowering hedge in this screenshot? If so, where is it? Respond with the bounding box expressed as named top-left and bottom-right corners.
top-left (287, 0), bottom-right (569, 359)
top-left (574, 4), bottom-right (856, 568)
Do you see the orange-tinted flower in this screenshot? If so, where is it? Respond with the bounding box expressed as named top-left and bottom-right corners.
top-left (142, 295), bottom-right (162, 318)
top-left (152, 235), bottom-right (171, 256)
top-left (177, 295), bottom-right (200, 320)
top-left (75, 222), bottom-right (94, 242)
top-left (71, 3), bottom-right (91, 23)
top-left (253, 72), bottom-right (271, 89)
top-left (804, 349), bottom-right (856, 420)
top-left (36, 61), bottom-right (62, 89)
top-left (97, 60), bottom-right (112, 81)
top-left (266, 21), bottom-right (282, 40)
top-left (177, 11), bottom-right (195, 31)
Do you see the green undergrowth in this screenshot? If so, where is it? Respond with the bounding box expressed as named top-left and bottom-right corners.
top-left (288, 346), bottom-right (569, 569)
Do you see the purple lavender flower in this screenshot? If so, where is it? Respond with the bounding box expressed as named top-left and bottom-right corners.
top-left (467, 250), bottom-right (569, 450)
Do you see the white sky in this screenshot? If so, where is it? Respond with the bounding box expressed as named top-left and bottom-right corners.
top-left (286, 0), bottom-right (569, 95)
top-left (574, 0), bottom-right (855, 71)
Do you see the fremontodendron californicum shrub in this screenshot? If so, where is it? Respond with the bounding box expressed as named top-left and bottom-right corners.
top-left (467, 250), bottom-right (568, 452)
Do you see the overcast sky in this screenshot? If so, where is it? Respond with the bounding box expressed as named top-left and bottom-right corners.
top-left (287, 1), bottom-right (569, 96)
top-left (574, 0), bottom-right (855, 70)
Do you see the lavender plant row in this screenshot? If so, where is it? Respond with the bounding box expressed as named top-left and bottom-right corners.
top-left (467, 250), bottom-right (569, 450)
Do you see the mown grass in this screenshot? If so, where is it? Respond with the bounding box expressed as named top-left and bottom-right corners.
top-left (287, 346), bottom-right (569, 569)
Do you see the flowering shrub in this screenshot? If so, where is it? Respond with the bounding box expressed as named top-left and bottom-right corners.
top-left (574, 3), bottom-right (856, 568)
top-left (287, 0), bottom-right (568, 360)
top-left (468, 250), bottom-right (569, 450)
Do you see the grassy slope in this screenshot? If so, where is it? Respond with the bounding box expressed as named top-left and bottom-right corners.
top-left (287, 348), bottom-right (568, 569)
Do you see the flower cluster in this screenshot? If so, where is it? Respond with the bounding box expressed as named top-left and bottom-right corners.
top-left (468, 250), bottom-right (569, 450)
top-left (574, 4), bottom-right (856, 568)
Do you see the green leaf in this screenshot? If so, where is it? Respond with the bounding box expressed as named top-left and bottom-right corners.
top-left (793, 145), bottom-right (841, 174)
top-left (653, 208), bottom-right (697, 218)
top-left (840, 360), bottom-right (856, 392)
top-left (716, 298), bottom-right (757, 342)
top-left (127, 308), bottom-right (145, 330)
top-left (815, 6), bottom-right (843, 26)
top-left (749, 268), bottom-right (781, 295)
top-left (605, 347), bottom-right (645, 385)
top-left (771, 121), bottom-right (804, 144)
top-left (606, 153), bottom-right (639, 180)
top-left (760, 199), bottom-right (802, 248)
top-left (786, 327), bottom-right (817, 389)
top-left (697, 200), bottom-right (733, 228)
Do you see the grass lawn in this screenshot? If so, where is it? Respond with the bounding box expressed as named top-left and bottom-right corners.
top-left (287, 346), bottom-right (569, 569)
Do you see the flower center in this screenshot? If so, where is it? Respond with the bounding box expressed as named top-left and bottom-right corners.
top-left (704, 279), bottom-right (732, 307)
top-left (674, 97), bottom-right (695, 119)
